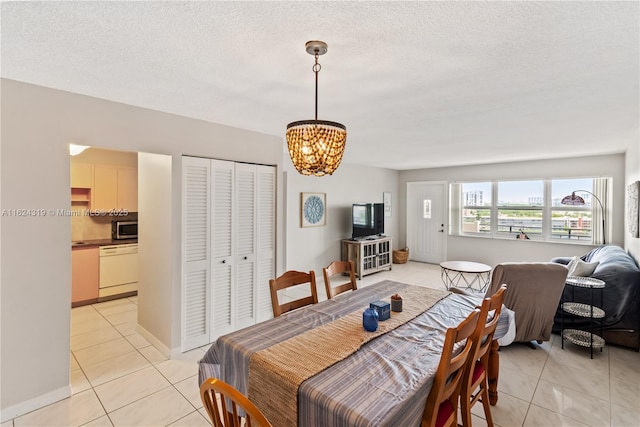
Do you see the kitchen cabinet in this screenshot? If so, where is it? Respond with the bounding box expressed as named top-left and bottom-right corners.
top-left (93, 165), bottom-right (137, 211)
top-left (71, 162), bottom-right (93, 188)
top-left (72, 246), bottom-right (99, 306)
top-left (117, 168), bottom-right (138, 211)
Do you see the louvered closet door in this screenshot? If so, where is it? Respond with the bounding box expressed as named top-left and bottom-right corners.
top-left (210, 160), bottom-right (236, 340)
top-left (256, 165), bottom-right (276, 322)
top-left (234, 163), bottom-right (257, 329)
top-left (182, 157), bottom-right (211, 350)
top-left (182, 157), bottom-right (276, 349)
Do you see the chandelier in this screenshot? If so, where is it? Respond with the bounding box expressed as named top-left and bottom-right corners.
top-left (286, 41), bottom-right (347, 176)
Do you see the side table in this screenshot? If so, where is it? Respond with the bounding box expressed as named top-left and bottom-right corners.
top-left (561, 275), bottom-right (606, 359)
top-left (440, 261), bottom-right (492, 292)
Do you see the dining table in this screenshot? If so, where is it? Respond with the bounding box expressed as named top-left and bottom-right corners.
top-left (199, 280), bottom-right (508, 427)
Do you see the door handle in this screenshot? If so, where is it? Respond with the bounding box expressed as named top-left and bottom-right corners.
top-left (243, 256), bottom-right (248, 260)
top-left (222, 260), bottom-right (226, 264)
top-left (439, 230), bottom-right (444, 233)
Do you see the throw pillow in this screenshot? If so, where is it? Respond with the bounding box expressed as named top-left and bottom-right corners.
top-left (566, 256), bottom-right (599, 277)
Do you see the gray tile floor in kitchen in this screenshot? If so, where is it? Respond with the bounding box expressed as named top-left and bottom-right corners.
top-left (4, 261), bottom-right (640, 426)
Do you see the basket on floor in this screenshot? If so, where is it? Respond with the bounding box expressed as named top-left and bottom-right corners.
top-left (393, 248), bottom-right (409, 264)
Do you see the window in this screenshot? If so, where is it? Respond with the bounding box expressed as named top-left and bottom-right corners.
top-left (497, 180), bottom-right (544, 237)
top-left (551, 178), bottom-right (595, 241)
top-left (461, 182), bottom-right (491, 234)
top-left (451, 177), bottom-right (609, 244)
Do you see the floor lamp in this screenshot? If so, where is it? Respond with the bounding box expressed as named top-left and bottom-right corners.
top-left (560, 190), bottom-right (606, 244)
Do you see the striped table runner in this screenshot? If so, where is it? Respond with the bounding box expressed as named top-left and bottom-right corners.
top-left (248, 286), bottom-right (450, 427)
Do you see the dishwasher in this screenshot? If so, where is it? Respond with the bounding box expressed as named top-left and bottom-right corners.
top-left (99, 243), bottom-right (138, 298)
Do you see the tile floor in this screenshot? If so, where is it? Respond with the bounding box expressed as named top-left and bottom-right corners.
top-left (4, 261), bottom-right (640, 426)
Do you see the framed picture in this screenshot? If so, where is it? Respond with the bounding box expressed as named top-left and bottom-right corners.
top-left (301, 192), bottom-right (326, 227)
top-left (383, 192), bottom-right (392, 217)
top-left (628, 181), bottom-right (639, 238)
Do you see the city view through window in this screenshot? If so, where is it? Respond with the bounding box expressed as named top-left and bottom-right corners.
top-left (461, 178), bottom-right (595, 241)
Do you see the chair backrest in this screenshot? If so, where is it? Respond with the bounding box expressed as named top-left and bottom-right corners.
top-left (269, 270), bottom-right (319, 317)
top-left (422, 309), bottom-right (480, 427)
top-left (473, 284), bottom-right (507, 365)
top-left (486, 262), bottom-right (567, 343)
top-left (322, 260), bottom-right (357, 299)
top-left (200, 377), bottom-right (273, 427)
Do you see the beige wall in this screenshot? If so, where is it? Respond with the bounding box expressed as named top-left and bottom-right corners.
top-left (283, 161), bottom-right (400, 276)
top-left (137, 153), bottom-right (173, 350)
top-left (0, 78), bottom-right (283, 420)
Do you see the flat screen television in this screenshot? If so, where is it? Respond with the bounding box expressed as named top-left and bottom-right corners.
top-left (352, 203), bottom-right (385, 239)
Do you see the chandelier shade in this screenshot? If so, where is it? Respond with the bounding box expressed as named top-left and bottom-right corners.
top-left (286, 120), bottom-right (347, 176)
top-left (286, 41), bottom-right (347, 177)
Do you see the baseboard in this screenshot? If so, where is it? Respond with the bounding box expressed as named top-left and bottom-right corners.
top-left (0, 385), bottom-right (71, 423)
top-left (135, 323), bottom-right (181, 359)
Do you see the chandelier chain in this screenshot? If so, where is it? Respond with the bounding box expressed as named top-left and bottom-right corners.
top-left (313, 53), bottom-right (320, 120)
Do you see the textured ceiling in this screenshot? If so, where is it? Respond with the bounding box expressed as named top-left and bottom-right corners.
top-left (2, 1), bottom-right (638, 170)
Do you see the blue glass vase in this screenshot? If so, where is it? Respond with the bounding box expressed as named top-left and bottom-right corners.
top-left (363, 307), bottom-right (379, 332)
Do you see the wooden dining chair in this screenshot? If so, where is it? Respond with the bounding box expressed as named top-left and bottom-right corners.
top-left (421, 309), bottom-right (480, 427)
top-left (322, 260), bottom-right (357, 299)
top-left (460, 284), bottom-right (507, 427)
top-left (269, 270), bottom-right (318, 317)
top-left (200, 377), bottom-right (273, 427)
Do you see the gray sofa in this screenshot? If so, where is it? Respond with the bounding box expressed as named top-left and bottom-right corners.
top-left (552, 245), bottom-right (640, 351)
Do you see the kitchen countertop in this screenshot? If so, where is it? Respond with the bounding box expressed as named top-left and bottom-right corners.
top-left (72, 238), bottom-right (138, 249)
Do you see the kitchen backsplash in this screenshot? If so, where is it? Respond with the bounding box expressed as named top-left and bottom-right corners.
top-left (71, 208), bottom-right (137, 241)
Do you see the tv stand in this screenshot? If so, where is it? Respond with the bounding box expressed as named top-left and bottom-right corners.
top-left (342, 236), bottom-right (392, 279)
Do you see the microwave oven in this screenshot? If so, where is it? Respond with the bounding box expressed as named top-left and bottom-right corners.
top-left (112, 220), bottom-right (138, 240)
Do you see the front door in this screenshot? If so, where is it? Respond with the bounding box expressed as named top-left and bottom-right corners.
top-left (406, 182), bottom-right (447, 263)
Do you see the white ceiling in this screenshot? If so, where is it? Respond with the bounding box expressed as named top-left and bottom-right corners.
top-left (2, 1), bottom-right (638, 170)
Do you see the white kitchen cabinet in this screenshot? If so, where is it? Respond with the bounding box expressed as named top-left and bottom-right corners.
top-left (181, 156), bottom-right (275, 351)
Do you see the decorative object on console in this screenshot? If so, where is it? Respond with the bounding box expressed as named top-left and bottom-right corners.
top-left (286, 40), bottom-right (346, 177)
top-left (561, 189), bottom-right (606, 244)
top-left (552, 245), bottom-right (640, 351)
top-left (628, 180), bottom-right (639, 238)
top-left (301, 192), bottom-right (326, 227)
